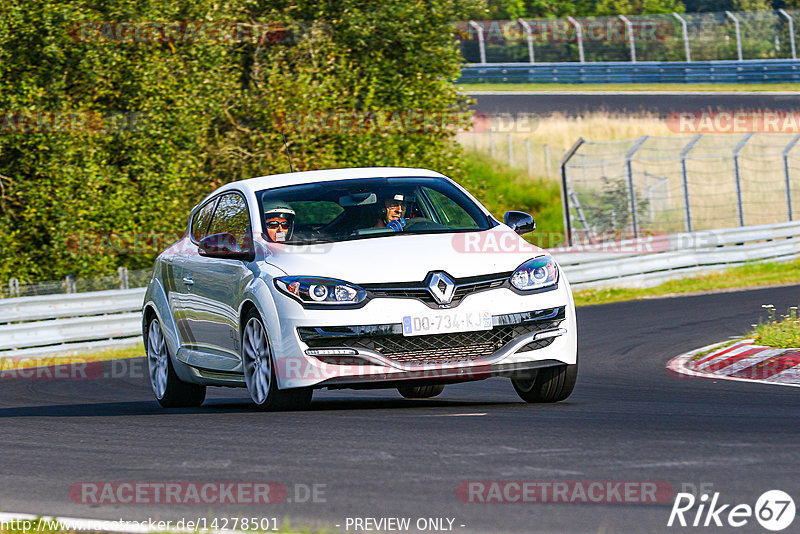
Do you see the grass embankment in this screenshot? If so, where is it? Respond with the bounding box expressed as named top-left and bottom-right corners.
top-left (459, 83), bottom-right (800, 92)
top-left (461, 151), bottom-right (563, 248)
top-left (573, 259), bottom-right (800, 307)
top-left (750, 304), bottom-right (800, 349)
top-left (0, 343), bottom-right (144, 370)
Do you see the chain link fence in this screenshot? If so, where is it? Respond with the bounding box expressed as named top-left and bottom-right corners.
top-left (459, 9), bottom-right (800, 63)
top-left (1, 267), bottom-right (152, 299)
top-left (561, 133), bottom-right (800, 245)
top-left (456, 130), bottom-right (565, 179)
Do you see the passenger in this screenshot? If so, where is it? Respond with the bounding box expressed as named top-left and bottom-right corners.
top-left (262, 201), bottom-right (295, 242)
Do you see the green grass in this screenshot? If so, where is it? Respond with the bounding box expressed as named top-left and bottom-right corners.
top-left (573, 259), bottom-right (800, 307)
top-left (461, 151), bottom-right (563, 248)
top-left (750, 304), bottom-right (800, 349)
top-left (458, 82), bottom-right (800, 92)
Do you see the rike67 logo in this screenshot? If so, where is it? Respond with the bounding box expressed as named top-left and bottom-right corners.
top-left (668, 490), bottom-right (795, 531)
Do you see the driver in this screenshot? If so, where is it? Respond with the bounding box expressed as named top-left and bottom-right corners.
top-left (262, 201), bottom-right (295, 242)
top-left (374, 193), bottom-right (409, 232)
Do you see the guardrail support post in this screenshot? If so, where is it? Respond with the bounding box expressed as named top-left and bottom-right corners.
top-left (619, 15), bottom-right (636, 62)
top-left (507, 134), bottom-right (514, 167)
top-left (489, 130), bottom-right (495, 158)
top-left (625, 136), bottom-right (649, 238)
top-left (9, 278), bottom-right (19, 298)
top-left (672, 13), bottom-right (691, 62)
top-left (65, 275), bottom-right (76, 294)
top-left (544, 144), bottom-right (551, 178)
top-left (680, 134), bottom-right (702, 233)
top-left (782, 134), bottom-right (800, 221)
top-left (118, 267), bottom-right (129, 290)
top-left (526, 139), bottom-right (533, 176)
top-left (732, 132), bottom-right (754, 227)
top-left (560, 138), bottom-right (585, 247)
top-left (518, 18), bottom-right (535, 63)
top-left (468, 21), bottom-right (487, 64)
top-left (567, 17), bottom-right (585, 63)
top-left (725, 11), bottom-right (743, 61)
top-left (779, 9), bottom-right (797, 60)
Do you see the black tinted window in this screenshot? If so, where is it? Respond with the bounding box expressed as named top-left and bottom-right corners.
top-left (207, 193), bottom-right (251, 249)
top-left (191, 199), bottom-right (216, 242)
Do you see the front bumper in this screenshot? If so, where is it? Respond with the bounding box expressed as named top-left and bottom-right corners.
top-left (267, 279), bottom-right (577, 389)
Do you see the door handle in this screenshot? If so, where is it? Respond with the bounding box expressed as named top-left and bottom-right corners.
top-left (182, 277), bottom-right (194, 286)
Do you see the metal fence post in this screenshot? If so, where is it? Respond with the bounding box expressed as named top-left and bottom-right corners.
top-left (508, 134), bottom-right (514, 167)
top-left (468, 21), bottom-right (487, 64)
top-left (619, 15), bottom-right (636, 62)
top-left (680, 134), bottom-right (702, 233)
top-left (560, 138), bottom-right (585, 247)
top-left (526, 139), bottom-right (533, 177)
top-left (544, 144), bottom-right (551, 178)
top-left (567, 17), bottom-right (585, 63)
top-left (672, 13), bottom-right (691, 62)
top-left (782, 134), bottom-right (800, 221)
top-left (518, 18), bottom-right (535, 63)
top-left (779, 9), bottom-right (797, 60)
top-left (9, 278), bottom-right (19, 298)
top-left (732, 132), bottom-right (754, 227)
top-left (118, 267), bottom-right (129, 290)
top-left (65, 274), bottom-right (76, 294)
top-left (725, 11), bottom-right (743, 60)
top-left (625, 136), bottom-right (649, 238)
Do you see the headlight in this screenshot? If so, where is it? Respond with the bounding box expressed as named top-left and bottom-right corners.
top-left (510, 256), bottom-right (558, 291)
top-left (275, 276), bottom-right (367, 306)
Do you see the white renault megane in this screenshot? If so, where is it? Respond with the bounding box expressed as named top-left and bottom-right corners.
top-left (142, 167), bottom-right (578, 410)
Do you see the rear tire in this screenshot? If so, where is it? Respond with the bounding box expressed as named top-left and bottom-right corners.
top-left (511, 362), bottom-right (577, 403)
top-left (146, 316), bottom-right (206, 408)
top-left (398, 384), bottom-right (445, 399)
top-left (241, 309), bottom-right (312, 411)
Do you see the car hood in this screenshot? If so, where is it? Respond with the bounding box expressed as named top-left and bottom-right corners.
top-left (260, 227), bottom-right (546, 284)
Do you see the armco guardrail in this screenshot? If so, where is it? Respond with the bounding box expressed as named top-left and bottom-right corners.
top-left (459, 60), bottom-right (800, 84)
top-left (0, 288), bottom-right (145, 359)
top-left (556, 221), bottom-right (800, 289)
top-left (1, 222), bottom-right (798, 358)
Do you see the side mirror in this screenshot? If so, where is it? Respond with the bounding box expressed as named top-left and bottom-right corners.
top-left (198, 233), bottom-right (252, 261)
top-left (504, 211), bottom-right (536, 235)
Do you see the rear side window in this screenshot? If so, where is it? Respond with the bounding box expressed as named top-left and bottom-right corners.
top-left (191, 199), bottom-right (217, 242)
top-left (207, 192), bottom-right (251, 249)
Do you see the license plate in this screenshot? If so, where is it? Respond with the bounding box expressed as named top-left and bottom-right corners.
top-left (401, 310), bottom-right (493, 337)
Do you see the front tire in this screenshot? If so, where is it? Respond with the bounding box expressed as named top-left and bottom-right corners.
top-left (511, 362), bottom-right (577, 403)
top-left (398, 384), bottom-right (445, 399)
top-left (241, 309), bottom-right (312, 411)
top-left (146, 316), bottom-right (206, 408)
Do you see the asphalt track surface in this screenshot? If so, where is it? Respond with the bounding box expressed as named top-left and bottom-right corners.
top-left (468, 91), bottom-right (800, 117)
top-left (2, 285), bottom-right (800, 533)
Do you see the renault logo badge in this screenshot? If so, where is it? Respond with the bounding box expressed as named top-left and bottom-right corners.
top-left (426, 272), bottom-right (455, 305)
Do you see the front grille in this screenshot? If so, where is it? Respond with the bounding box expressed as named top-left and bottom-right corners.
top-left (298, 307), bottom-right (565, 366)
top-left (362, 271), bottom-right (511, 309)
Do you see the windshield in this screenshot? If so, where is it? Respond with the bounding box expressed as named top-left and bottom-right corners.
top-left (256, 176), bottom-right (492, 244)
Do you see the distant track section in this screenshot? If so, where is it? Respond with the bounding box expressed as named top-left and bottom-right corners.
top-left (466, 91), bottom-right (800, 117)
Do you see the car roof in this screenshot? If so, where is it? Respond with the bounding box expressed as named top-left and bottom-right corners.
top-left (212, 167), bottom-right (449, 197)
